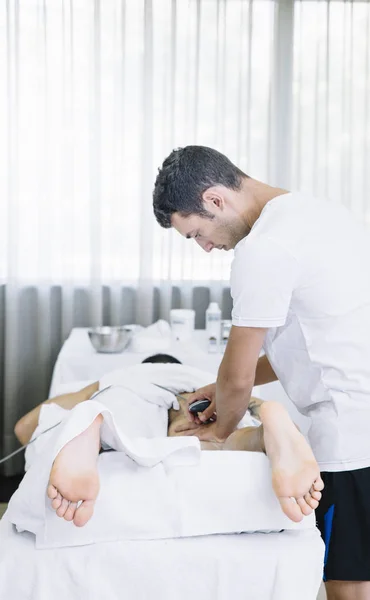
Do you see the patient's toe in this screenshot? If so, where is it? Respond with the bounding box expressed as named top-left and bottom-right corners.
top-left (309, 487), bottom-right (322, 502)
top-left (313, 477), bottom-right (324, 492)
top-left (47, 484), bottom-right (58, 500)
top-left (56, 497), bottom-right (70, 518)
top-left (279, 497), bottom-right (303, 523)
top-left (73, 500), bottom-right (95, 528)
top-left (51, 491), bottom-right (62, 510)
top-left (304, 492), bottom-right (319, 510)
top-left (297, 496), bottom-right (313, 516)
top-left (64, 501), bottom-right (78, 522)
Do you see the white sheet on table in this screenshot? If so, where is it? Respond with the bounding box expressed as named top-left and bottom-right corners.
top-left (4, 363), bottom-right (323, 598)
top-left (0, 512), bottom-right (325, 600)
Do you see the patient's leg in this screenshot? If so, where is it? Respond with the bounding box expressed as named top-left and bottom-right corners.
top-left (14, 382), bottom-right (99, 445)
top-left (200, 427), bottom-right (263, 452)
top-left (47, 414), bottom-right (102, 527)
top-left (260, 401), bottom-right (323, 522)
top-left (222, 402), bottom-right (323, 522)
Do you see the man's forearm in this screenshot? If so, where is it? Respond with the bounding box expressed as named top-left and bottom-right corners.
top-left (215, 379), bottom-right (254, 440)
top-left (254, 354), bottom-right (278, 386)
top-left (214, 326), bottom-right (265, 440)
top-left (214, 360), bottom-right (274, 439)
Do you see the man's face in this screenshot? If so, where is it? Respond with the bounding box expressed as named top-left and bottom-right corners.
top-left (171, 211), bottom-right (247, 253)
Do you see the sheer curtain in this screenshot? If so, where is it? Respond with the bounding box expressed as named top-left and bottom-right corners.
top-left (1, 0), bottom-right (369, 473)
top-left (0, 0), bottom-right (276, 312)
top-left (292, 0), bottom-right (370, 218)
top-left (0, 0), bottom-right (276, 472)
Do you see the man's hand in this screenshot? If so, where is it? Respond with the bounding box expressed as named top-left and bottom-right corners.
top-left (185, 382), bottom-right (216, 423)
top-left (171, 420), bottom-right (226, 444)
top-left (169, 419), bottom-right (200, 436)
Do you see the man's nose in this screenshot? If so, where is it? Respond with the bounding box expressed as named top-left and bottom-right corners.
top-left (196, 238), bottom-right (213, 253)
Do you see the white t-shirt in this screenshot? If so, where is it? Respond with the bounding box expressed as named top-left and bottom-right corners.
top-left (231, 192), bottom-right (370, 472)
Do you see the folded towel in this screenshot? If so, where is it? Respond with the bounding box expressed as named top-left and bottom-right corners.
top-left (128, 319), bottom-right (172, 353)
top-left (25, 364), bottom-right (257, 471)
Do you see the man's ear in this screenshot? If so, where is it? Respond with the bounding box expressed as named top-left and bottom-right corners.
top-left (202, 186), bottom-right (225, 213)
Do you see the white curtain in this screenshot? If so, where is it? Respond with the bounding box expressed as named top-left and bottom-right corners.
top-left (292, 0), bottom-right (370, 218)
top-left (0, 0), bottom-right (277, 324)
top-left (1, 0), bottom-right (370, 472)
top-left (0, 0), bottom-right (277, 471)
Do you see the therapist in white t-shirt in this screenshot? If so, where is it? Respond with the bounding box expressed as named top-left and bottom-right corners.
top-left (153, 145), bottom-right (370, 600)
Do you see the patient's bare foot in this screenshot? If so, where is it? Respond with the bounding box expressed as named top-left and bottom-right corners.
top-left (260, 401), bottom-right (324, 523)
top-left (47, 414), bottom-right (102, 527)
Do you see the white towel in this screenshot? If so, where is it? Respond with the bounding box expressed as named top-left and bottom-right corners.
top-left (25, 361), bottom-right (258, 470)
top-left (128, 319), bottom-right (172, 353)
top-left (98, 363), bottom-right (259, 442)
top-left (26, 363), bottom-right (218, 469)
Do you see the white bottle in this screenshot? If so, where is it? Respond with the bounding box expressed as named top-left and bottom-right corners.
top-left (205, 302), bottom-right (221, 353)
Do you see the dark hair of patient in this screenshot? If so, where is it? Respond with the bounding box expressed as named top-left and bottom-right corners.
top-left (141, 353), bottom-right (182, 364)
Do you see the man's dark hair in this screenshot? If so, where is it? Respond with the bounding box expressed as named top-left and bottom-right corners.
top-left (153, 145), bottom-right (247, 228)
top-left (141, 353), bottom-right (182, 364)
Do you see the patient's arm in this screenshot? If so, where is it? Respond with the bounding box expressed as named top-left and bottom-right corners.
top-left (14, 382), bottom-right (99, 445)
top-left (219, 425), bottom-right (264, 452)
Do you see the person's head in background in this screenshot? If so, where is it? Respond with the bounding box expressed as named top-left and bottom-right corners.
top-left (153, 145), bottom-right (286, 253)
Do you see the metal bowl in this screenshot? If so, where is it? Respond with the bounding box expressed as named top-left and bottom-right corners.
top-left (88, 326), bottom-right (133, 354)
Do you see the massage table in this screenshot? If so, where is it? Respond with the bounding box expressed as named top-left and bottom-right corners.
top-left (0, 364), bottom-right (325, 599)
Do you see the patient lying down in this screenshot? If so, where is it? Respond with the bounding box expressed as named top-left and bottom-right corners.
top-left (14, 358), bottom-right (322, 530)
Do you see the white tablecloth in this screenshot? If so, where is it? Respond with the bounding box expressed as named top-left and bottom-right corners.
top-left (0, 513), bottom-right (324, 600)
top-left (49, 328), bottom-right (224, 397)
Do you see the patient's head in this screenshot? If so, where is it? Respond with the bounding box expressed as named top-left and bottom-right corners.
top-left (142, 353), bottom-right (182, 364)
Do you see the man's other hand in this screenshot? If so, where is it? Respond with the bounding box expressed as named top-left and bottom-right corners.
top-left (171, 420), bottom-right (226, 444)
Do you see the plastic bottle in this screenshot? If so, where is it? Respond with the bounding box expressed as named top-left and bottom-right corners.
top-left (220, 319), bottom-right (232, 352)
top-left (205, 302), bottom-right (221, 353)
